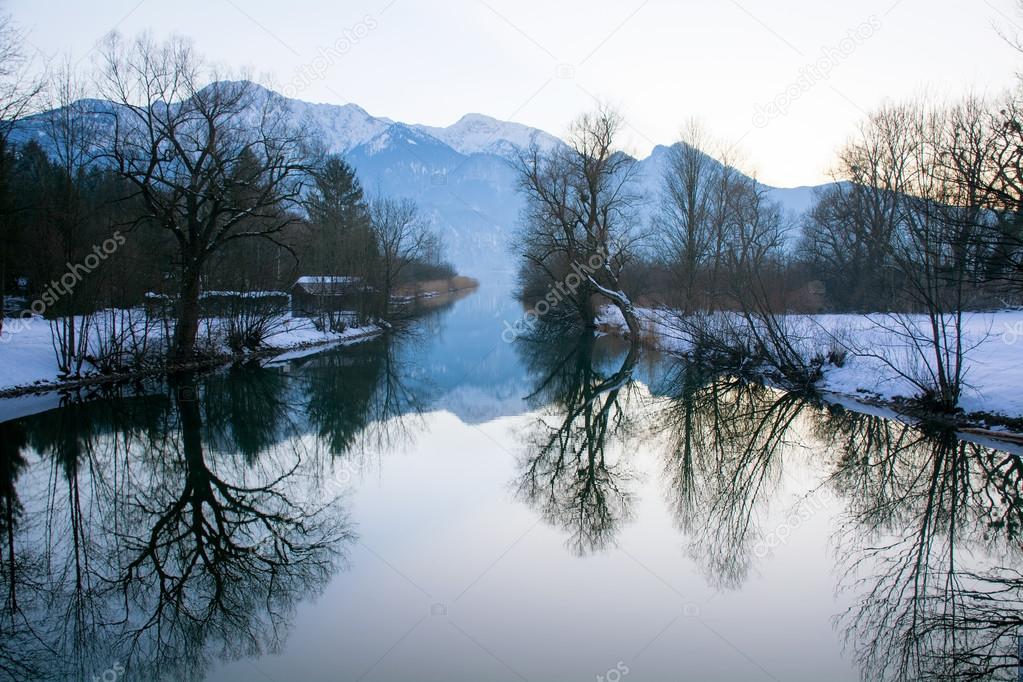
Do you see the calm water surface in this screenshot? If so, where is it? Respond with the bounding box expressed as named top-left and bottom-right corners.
top-left (1, 277), bottom-right (1021, 681)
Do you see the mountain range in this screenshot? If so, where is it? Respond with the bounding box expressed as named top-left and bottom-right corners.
top-left (10, 82), bottom-right (828, 275)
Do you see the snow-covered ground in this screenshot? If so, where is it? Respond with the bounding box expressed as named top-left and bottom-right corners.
top-left (596, 305), bottom-right (1023, 420)
top-left (0, 310), bottom-right (381, 394)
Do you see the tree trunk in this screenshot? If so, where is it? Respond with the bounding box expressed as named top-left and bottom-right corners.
top-left (579, 282), bottom-right (598, 329)
top-left (380, 278), bottom-right (392, 319)
top-left (587, 275), bottom-right (640, 339)
top-left (172, 262), bottom-right (203, 361)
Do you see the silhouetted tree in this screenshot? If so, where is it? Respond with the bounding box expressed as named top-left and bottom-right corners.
top-left (515, 107), bottom-right (644, 336)
top-left (97, 34), bottom-right (313, 360)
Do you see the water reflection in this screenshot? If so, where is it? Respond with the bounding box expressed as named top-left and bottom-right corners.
top-left (298, 336), bottom-right (422, 457)
top-left (0, 291), bottom-right (1021, 681)
top-left (516, 334), bottom-right (1023, 678)
top-left (0, 331), bottom-right (428, 681)
top-left (653, 365), bottom-right (1023, 680)
top-left (655, 370), bottom-right (813, 589)
top-left (822, 409), bottom-right (1023, 681)
top-left (514, 328), bottom-right (640, 556)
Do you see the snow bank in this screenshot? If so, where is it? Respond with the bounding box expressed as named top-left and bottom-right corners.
top-left (818, 310), bottom-right (1023, 418)
top-left (597, 304), bottom-right (1023, 419)
top-left (0, 317), bottom-right (65, 392)
top-left (0, 310), bottom-right (381, 394)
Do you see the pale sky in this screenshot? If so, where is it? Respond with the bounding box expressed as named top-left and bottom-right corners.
top-left (7, 0), bottom-right (1020, 187)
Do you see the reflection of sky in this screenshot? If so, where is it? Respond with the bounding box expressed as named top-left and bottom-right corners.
top-left (5, 280), bottom-right (1020, 682)
top-left (397, 273), bottom-right (535, 424)
top-left (208, 386), bottom-right (860, 682)
top-left (394, 273), bottom-right (678, 424)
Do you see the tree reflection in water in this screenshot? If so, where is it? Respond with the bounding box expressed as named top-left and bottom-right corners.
top-left (654, 366), bottom-right (812, 589)
top-left (0, 332), bottom-right (425, 682)
top-left (1, 318), bottom-right (1021, 681)
top-left (514, 326), bottom-right (640, 556)
top-left (820, 409), bottom-right (1023, 681)
top-left (653, 360), bottom-right (1023, 680)
top-left (0, 418), bottom-right (35, 681)
top-left (519, 331), bottom-right (1023, 679)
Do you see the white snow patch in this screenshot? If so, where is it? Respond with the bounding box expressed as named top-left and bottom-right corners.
top-left (597, 304), bottom-right (1023, 419)
top-left (0, 310), bottom-right (382, 394)
top-left (414, 113), bottom-right (563, 159)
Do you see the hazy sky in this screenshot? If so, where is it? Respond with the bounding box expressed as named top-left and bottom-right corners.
top-left (7, 0), bottom-right (1020, 187)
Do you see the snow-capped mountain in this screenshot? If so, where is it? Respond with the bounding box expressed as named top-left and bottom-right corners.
top-left (414, 113), bottom-right (563, 160)
top-left (10, 82), bottom-right (827, 274)
top-left (283, 99), bottom-right (391, 153)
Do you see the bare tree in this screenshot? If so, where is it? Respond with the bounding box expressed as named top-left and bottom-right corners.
top-left (0, 12), bottom-right (42, 336)
top-left (802, 105), bottom-right (914, 309)
top-left (974, 87), bottom-right (1023, 295)
top-left (97, 34), bottom-right (312, 360)
top-left (996, 1), bottom-right (1023, 58)
top-left (665, 147), bottom-right (812, 385)
top-left (0, 15), bottom-right (39, 130)
top-left (805, 101), bottom-right (987, 409)
top-left (42, 61), bottom-right (105, 376)
top-left (656, 120), bottom-right (718, 312)
top-left (893, 103), bottom-right (977, 407)
top-left (369, 196), bottom-right (435, 316)
top-left (515, 106), bottom-right (645, 336)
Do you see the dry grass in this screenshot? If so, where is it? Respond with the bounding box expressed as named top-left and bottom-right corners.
top-left (394, 276), bottom-right (480, 298)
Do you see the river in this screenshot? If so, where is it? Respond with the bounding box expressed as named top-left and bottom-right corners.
top-left (0, 277), bottom-right (1020, 681)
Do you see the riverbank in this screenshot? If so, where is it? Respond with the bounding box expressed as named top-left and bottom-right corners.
top-left (0, 277), bottom-right (482, 399)
top-left (393, 275), bottom-right (480, 302)
top-left (595, 304), bottom-right (1023, 438)
top-left (0, 312), bottom-right (384, 398)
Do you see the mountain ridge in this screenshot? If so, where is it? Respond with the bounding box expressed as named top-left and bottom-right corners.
top-left (9, 81), bottom-right (829, 274)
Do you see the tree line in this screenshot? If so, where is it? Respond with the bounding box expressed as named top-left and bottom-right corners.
top-left (514, 91), bottom-right (1023, 410)
top-left (0, 26), bottom-right (451, 371)
top-left (516, 97), bottom-right (1023, 319)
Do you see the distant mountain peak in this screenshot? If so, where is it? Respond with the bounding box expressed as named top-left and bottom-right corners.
top-left (413, 113), bottom-right (563, 160)
top-left (455, 112), bottom-right (499, 125)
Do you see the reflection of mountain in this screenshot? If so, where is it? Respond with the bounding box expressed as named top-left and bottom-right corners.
top-left (433, 382), bottom-right (529, 425)
top-left (400, 277), bottom-right (535, 424)
top-left (0, 302), bottom-right (479, 680)
top-left (2, 280), bottom-right (1023, 680)
top-left (0, 285), bottom-right (537, 680)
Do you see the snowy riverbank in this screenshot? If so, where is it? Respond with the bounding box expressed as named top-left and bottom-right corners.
top-left (0, 310), bottom-right (383, 396)
top-left (596, 305), bottom-right (1023, 422)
